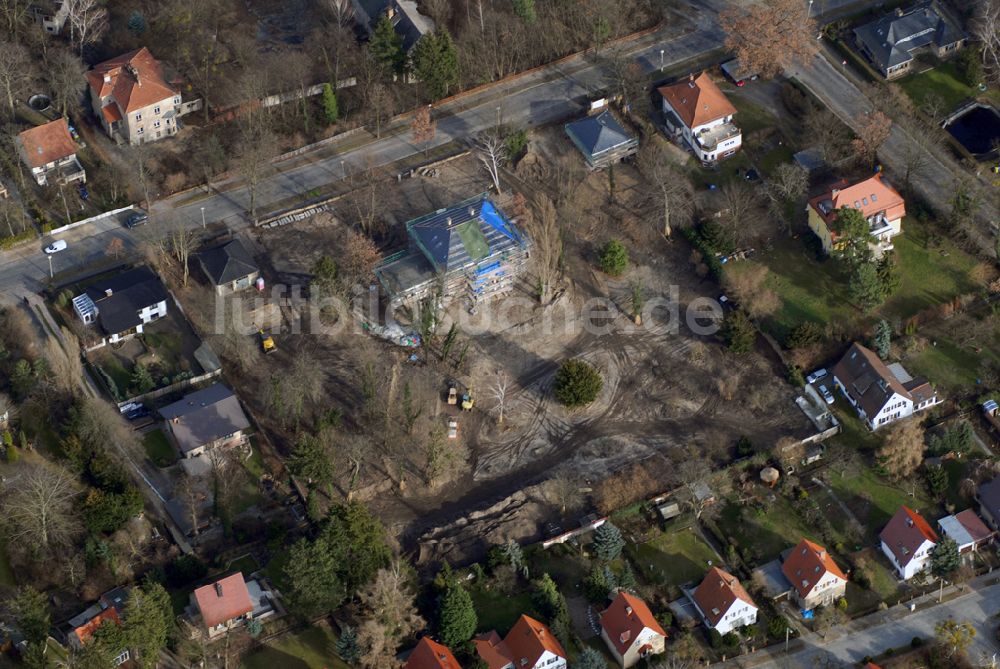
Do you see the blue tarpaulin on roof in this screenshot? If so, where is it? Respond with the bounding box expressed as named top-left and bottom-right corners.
top-left (480, 200), bottom-right (522, 244)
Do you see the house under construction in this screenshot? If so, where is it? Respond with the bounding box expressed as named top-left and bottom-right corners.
top-left (375, 194), bottom-right (530, 310)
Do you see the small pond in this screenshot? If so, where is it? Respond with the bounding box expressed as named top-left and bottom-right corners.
top-left (944, 104), bottom-right (1000, 157)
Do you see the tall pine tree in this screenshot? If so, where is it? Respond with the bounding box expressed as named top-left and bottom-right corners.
top-left (412, 30), bottom-right (459, 100)
top-left (437, 583), bottom-right (477, 647)
top-left (370, 15), bottom-right (406, 74)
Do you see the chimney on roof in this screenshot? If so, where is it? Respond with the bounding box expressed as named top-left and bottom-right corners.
top-left (689, 73), bottom-right (694, 81)
top-left (906, 517), bottom-right (914, 527)
top-left (831, 188), bottom-right (839, 197)
top-left (103, 73), bottom-right (111, 84)
top-left (105, 288), bottom-right (113, 297)
top-left (215, 582), bottom-right (223, 597)
top-left (446, 217), bottom-right (452, 227)
top-left (625, 605), bottom-right (633, 615)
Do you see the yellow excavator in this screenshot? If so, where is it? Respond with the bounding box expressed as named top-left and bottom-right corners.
top-left (258, 329), bottom-right (276, 354)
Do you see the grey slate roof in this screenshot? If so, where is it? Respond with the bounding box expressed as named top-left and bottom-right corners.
top-left (980, 477), bottom-right (1000, 523)
top-left (407, 195), bottom-right (525, 275)
top-left (854, 2), bottom-right (965, 71)
top-left (84, 266), bottom-right (168, 335)
top-left (390, 0), bottom-right (434, 51)
top-left (197, 239), bottom-right (258, 286)
top-left (159, 383), bottom-right (250, 455)
top-left (564, 111), bottom-right (638, 164)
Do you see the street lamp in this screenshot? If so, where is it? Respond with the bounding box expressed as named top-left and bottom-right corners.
top-left (660, 49), bottom-right (665, 71)
top-left (495, 105), bottom-right (502, 129)
top-left (808, 0), bottom-right (814, 18)
top-left (200, 206), bottom-right (206, 229)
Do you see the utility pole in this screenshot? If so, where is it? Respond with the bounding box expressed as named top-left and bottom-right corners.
top-left (47, 254), bottom-right (53, 279)
top-left (200, 206), bottom-right (206, 229)
top-left (660, 49), bottom-right (665, 71)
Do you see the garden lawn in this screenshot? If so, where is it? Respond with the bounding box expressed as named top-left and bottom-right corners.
top-left (142, 329), bottom-right (185, 374)
top-left (897, 61), bottom-right (975, 112)
top-left (142, 429), bottom-right (177, 467)
top-left (469, 585), bottom-right (534, 634)
top-left (262, 549), bottom-right (291, 592)
top-left (880, 218), bottom-right (978, 322)
top-left (826, 464), bottom-right (936, 540)
top-left (901, 337), bottom-right (987, 395)
top-left (626, 527), bottom-right (719, 588)
top-left (241, 626), bottom-right (347, 669)
top-left (226, 554), bottom-right (260, 578)
top-left (93, 353), bottom-right (132, 393)
top-left (528, 544), bottom-right (589, 590)
top-left (715, 495), bottom-right (830, 564)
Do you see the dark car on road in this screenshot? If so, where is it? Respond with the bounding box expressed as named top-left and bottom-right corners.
top-left (125, 211), bottom-right (148, 229)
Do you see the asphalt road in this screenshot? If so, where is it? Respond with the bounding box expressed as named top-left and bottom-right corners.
top-left (752, 580), bottom-right (1000, 668)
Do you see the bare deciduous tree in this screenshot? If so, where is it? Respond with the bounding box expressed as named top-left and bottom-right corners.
top-left (721, 0), bottom-right (816, 79)
top-left (765, 162), bottom-right (808, 234)
top-left (174, 474), bottom-right (205, 537)
top-left (720, 179), bottom-right (764, 248)
top-left (851, 110), bottom-right (892, 169)
top-left (235, 128), bottom-right (279, 224)
top-left (530, 194), bottom-right (561, 304)
top-left (357, 560), bottom-right (425, 669)
top-left (548, 471), bottom-right (582, 515)
top-left (409, 105), bottom-right (436, 156)
top-left (46, 47), bottom-right (87, 117)
top-left (0, 41), bottom-right (33, 115)
top-left (490, 371), bottom-right (511, 424)
top-left (877, 418), bottom-right (925, 480)
top-left (321, 0), bottom-right (354, 30)
top-left (973, 0), bottom-right (1000, 86)
top-left (475, 131), bottom-right (507, 193)
top-left (0, 0), bottom-right (31, 36)
top-left (65, 0), bottom-right (108, 55)
top-left (637, 140), bottom-right (693, 238)
top-left (46, 327), bottom-right (83, 397)
top-left (169, 223), bottom-right (199, 287)
top-left (1, 462), bottom-right (81, 553)
top-left (366, 82), bottom-right (395, 139)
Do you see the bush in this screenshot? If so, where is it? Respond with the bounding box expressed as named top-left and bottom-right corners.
top-left (911, 636), bottom-right (924, 648)
top-left (598, 239), bottom-right (629, 277)
top-left (504, 128), bottom-right (529, 162)
top-left (779, 81), bottom-right (811, 118)
top-left (553, 358), bottom-right (603, 407)
top-left (785, 321), bottom-right (823, 349)
top-left (787, 364), bottom-right (805, 387)
top-left (0, 229), bottom-right (36, 250)
top-left (166, 555), bottom-right (208, 587)
top-left (721, 310), bottom-right (756, 354)
top-left (736, 436), bottom-right (755, 458)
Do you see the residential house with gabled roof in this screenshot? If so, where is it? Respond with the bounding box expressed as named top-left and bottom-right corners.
top-left (72, 266), bottom-right (169, 349)
top-left (374, 194), bottom-right (530, 309)
top-left (474, 615), bottom-right (567, 669)
top-left (657, 72), bottom-right (741, 164)
top-left (690, 567), bottom-right (757, 636)
top-left (405, 637), bottom-right (462, 669)
top-left (564, 107), bottom-right (639, 170)
top-left (196, 239), bottom-right (260, 294)
top-left (880, 506), bottom-right (938, 580)
top-left (938, 509), bottom-right (994, 554)
top-left (65, 587), bottom-right (130, 665)
top-left (854, 1), bottom-right (966, 79)
top-left (16, 118), bottom-right (85, 186)
top-left (159, 384), bottom-right (251, 459)
top-left (807, 174), bottom-right (906, 256)
top-left (781, 539), bottom-right (848, 609)
top-left (87, 48), bottom-right (183, 145)
top-left (599, 592), bottom-right (667, 667)
top-left (190, 572), bottom-right (277, 638)
top-left (978, 477), bottom-right (1000, 531)
top-left (831, 342), bottom-right (939, 430)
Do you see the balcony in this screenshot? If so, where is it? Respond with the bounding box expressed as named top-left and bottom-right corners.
top-left (694, 122), bottom-right (741, 151)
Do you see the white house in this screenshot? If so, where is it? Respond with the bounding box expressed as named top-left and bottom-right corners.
top-left (832, 342), bottom-right (940, 430)
top-left (880, 506), bottom-right (938, 580)
top-left (806, 174), bottom-right (906, 256)
top-left (657, 72), bottom-right (742, 164)
top-left (474, 615), bottom-right (566, 669)
top-left (781, 539), bottom-right (848, 609)
top-left (690, 567), bottom-right (757, 636)
top-left (15, 118), bottom-right (85, 186)
top-left (938, 509), bottom-right (994, 555)
top-left (600, 592), bottom-right (667, 667)
top-left (73, 266), bottom-right (168, 348)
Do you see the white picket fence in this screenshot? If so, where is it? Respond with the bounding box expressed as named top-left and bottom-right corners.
top-left (49, 205), bottom-right (134, 237)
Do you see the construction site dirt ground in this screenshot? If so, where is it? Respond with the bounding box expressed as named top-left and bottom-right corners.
top-left (223, 137), bottom-right (815, 565)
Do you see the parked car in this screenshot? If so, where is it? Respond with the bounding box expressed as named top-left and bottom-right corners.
top-left (124, 406), bottom-right (150, 421)
top-left (44, 239), bottom-right (67, 254)
top-left (125, 211), bottom-right (148, 229)
top-left (819, 384), bottom-right (835, 405)
top-left (77, 183), bottom-right (89, 201)
top-left (806, 368), bottom-right (828, 384)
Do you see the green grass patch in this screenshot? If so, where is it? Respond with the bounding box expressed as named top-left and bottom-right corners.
top-left (727, 93), bottom-right (778, 136)
top-left (758, 144), bottom-right (795, 177)
top-left (242, 626), bottom-right (347, 669)
top-left (142, 429), bottom-right (177, 467)
top-left (469, 585), bottom-right (534, 634)
top-left (687, 151), bottom-right (752, 189)
top-left (626, 527), bottom-right (719, 588)
top-left (897, 61), bottom-right (975, 112)
top-left (528, 544), bottom-right (589, 590)
top-left (943, 459), bottom-right (971, 509)
top-left (141, 330), bottom-right (184, 369)
top-left (243, 441), bottom-right (266, 480)
top-left (94, 355), bottom-right (133, 394)
top-left (716, 495), bottom-right (833, 564)
top-left (262, 549), bottom-right (292, 593)
top-left (225, 554), bottom-right (260, 578)
top-left (902, 338), bottom-right (986, 396)
top-left (826, 463), bottom-right (935, 540)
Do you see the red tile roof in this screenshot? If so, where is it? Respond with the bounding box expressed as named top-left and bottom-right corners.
top-left (72, 607), bottom-right (121, 646)
top-left (600, 592), bottom-right (667, 655)
top-left (86, 47), bottom-right (178, 114)
top-left (953, 509), bottom-right (994, 544)
top-left (808, 174), bottom-right (905, 229)
top-left (475, 615), bottom-right (565, 669)
top-left (474, 631), bottom-right (511, 669)
top-left (692, 567), bottom-right (756, 628)
top-left (880, 506), bottom-right (938, 568)
top-left (17, 119), bottom-right (76, 168)
top-left (781, 539), bottom-right (847, 599)
top-left (406, 637), bottom-right (462, 669)
top-left (193, 573), bottom-right (253, 629)
top-left (657, 72), bottom-right (737, 129)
